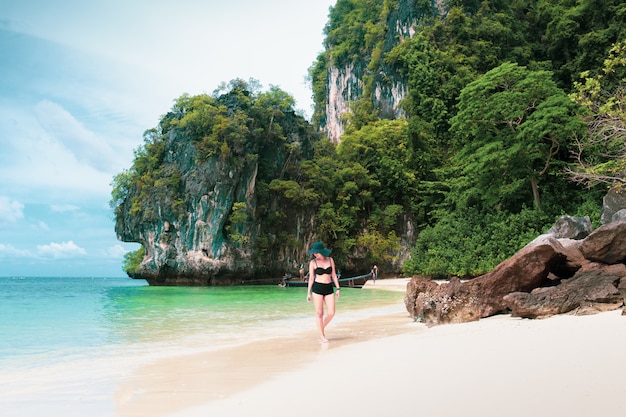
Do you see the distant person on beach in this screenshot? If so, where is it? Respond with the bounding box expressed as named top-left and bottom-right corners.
top-left (306, 241), bottom-right (341, 343)
top-left (299, 264), bottom-right (305, 281)
top-left (371, 264), bottom-right (378, 284)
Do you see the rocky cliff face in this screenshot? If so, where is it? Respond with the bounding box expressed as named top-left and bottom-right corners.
top-left (325, 63), bottom-right (360, 142)
top-left (325, 63), bottom-right (408, 143)
top-left (115, 129), bottom-right (258, 285)
top-left (114, 97), bottom-right (323, 286)
top-left (113, 1), bottom-right (446, 285)
top-left (322, 0), bottom-right (439, 143)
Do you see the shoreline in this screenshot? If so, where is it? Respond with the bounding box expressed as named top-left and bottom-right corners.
top-left (4, 278), bottom-right (624, 417)
top-left (116, 311), bottom-right (418, 417)
top-left (115, 278), bottom-right (414, 416)
top-left (1, 279), bottom-right (409, 417)
top-left (361, 276), bottom-right (411, 291)
top-left (115, 278), bottom-right (626, 417)
top-left (115, 303), bottom-right (416, 416)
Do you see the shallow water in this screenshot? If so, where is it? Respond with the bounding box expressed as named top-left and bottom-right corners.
top-left (0, 276), bottom-right (404, 370)
top-left (0, 276), bottom-right (407, 417)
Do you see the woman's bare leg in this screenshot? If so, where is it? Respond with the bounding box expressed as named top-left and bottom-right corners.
top-left (312, 293), bottom-right (328, 342)
top-left (322, 293), bottom-right (336, 332)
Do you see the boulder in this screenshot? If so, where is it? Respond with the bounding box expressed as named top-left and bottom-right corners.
top-left (611, 208), bottom-right (626, 223)
top-left (547, 237), bottom-right (587, 277)
top-left (503, 263), bottom-right (626, 318)
top-left (546, 215), bottom-right (592, 240)
top-left (405, 236), bottom-right (566, 325)
top-left (404, 275), bottom-right (443, 322)
top-left (601, 187), bottom-right (626, 224)
top-left (580, 221), bottom-right (626, 264)
top-left (405, 219), bottom-right (626, 325)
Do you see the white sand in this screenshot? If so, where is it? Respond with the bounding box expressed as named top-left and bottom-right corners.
top-left (362, 277), bottom-right (411, 291)
top-left (164, 308), bottom-right (626, 417)
top-left (110, 278), bottom-right (626, 417)
top-left (8, 278), bottom-right (624, 417)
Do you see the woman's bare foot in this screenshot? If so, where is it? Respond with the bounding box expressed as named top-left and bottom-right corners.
top-left (320, 336), bottom-right (329, 343)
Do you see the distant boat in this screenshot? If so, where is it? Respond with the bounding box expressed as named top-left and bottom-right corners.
top-left (282, 273), bottom-right (372, 288)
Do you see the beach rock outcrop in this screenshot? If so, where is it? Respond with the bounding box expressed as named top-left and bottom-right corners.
top-left (546, 215), bottom-right (592, 239)
top-left (113, 86), bottom-right (417, 286)
top-left (113, 90), bottom-right (322, 286)
top-left (580, 221), bottom-right (626, 264)
top-left (405, 235), bottom-right (567, 325)
top-left (405, 216), bottom-right (626, 325)
top-left (601, 187), bottom-right (626, 224)
top-left (503, 263), bottom-right (626, 318)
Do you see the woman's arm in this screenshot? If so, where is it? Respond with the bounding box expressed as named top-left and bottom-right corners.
top-left (307, 260), bottom-right (314, 301)
top-left (330, 258), bottom-right (340, 297)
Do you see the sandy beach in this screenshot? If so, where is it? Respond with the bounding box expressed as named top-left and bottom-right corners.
top-left (113, 278), bottom-right (626, 417)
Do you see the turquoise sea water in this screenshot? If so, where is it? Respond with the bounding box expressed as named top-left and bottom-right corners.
top-left (0, 276), bottom-right (405, 371)
top-left (1, 276), bottom-right (406, 416)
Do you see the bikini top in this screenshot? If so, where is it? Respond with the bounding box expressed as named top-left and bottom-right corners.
top-left (313, 260), bottom-right (332, 276)
top-left (314, 266), bottom-right (332, 275)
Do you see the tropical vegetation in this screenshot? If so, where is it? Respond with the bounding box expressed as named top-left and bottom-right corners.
top-left (113, 0), bottom-right (626, 278)
top-left (307, 0), bottom-right (625, 277)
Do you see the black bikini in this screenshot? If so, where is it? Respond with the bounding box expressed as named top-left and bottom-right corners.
top-left (311, 260), bottom-right (335, 296)
top-left (312, 281), bottom-right (334, 296)
top-left (314, 266), bottom-right (332, 275)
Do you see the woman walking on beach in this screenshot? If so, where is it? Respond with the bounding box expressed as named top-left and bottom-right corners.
top-left (306, 242), bottom-right (341, 343)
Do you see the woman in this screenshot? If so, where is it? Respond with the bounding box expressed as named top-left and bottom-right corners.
top-left (306, 241), bottom-right (341, 343)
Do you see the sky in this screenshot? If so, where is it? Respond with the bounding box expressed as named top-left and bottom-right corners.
top-left (0, 0), bottom-right (336, 277)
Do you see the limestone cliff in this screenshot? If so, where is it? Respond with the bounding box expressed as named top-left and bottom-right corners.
top-left (318, 0), bottom-right (441, 143)
top-left (113, 1), bottom-right (439, 285)
top-left (116, 133), bottom-right (256, 285)
top-left (113, 87), bottom-right (321, 286)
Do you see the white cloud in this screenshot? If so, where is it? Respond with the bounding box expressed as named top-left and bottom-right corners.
top-left (30, 221), bottom-right (50, 232)
top-left (0, 103), bottom-right (119, 200)
top-left (4, 0), bottom-right (333, 118)
top-left (0, 0), bottom-right (334, 277)
top-left (0, 243), bottom-right (32, 258)
top-left (34, 100), bottom-right (119, 173)
top-left (37, 240), bottom-right (87, 259)
top-left (0, 196), bottom-right (24, 223)
top-left (101, 243), bottom-right (128, 259)
top-left (51, 204), bottom-right (80, 212)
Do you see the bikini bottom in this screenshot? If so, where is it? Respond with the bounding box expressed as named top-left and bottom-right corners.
top-left (311, 281), bottom-right (334, 296)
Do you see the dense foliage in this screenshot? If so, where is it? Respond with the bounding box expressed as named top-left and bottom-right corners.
top-left (307, 0), bottom-right (623, 277)
top-left (568, 41), bottom-right (626, 189)
top-left (115, 0), bottom-right (625, 278)
top-left (269, 120), bottom-right (419, 266)
top-left (122, 245), bottom-right (145, 278)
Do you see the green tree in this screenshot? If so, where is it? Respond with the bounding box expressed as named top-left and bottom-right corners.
top-left (122, 246), bottom-right (145, 277)
top-left (536, 0), bottom-right (626, 88)
top-left (324, 0), bottom-right (386, 66)
top-left (225, 201), bottom-right (249, 245)
top-left (403, 207), bottom-right (551, 277)
top-left (386, 30), bottom-right (475, 144)
top-left (449, 62), bottom-right (584, 212)
top-left (337, 119), bottom-right (419, 211)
